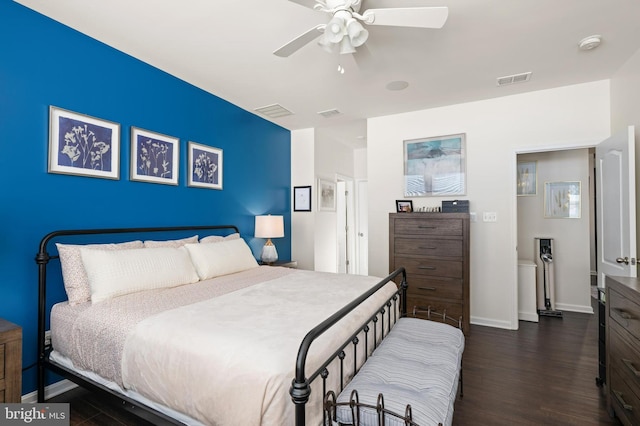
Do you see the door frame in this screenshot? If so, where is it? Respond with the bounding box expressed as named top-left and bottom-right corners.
top-left (512, 142), bottom-right (598, 329)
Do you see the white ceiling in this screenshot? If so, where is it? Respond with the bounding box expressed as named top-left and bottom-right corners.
top-left (15, 0), bottom-right (640, 148)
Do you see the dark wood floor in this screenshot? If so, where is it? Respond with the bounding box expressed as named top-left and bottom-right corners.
top-left (50, 297), bottom-right (621, 425)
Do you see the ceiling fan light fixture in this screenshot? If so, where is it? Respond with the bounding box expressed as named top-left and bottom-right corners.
top-left (325, 15), bottom-right (347, 43)
top-left (346, 18), bottom-right (368, 47)
top-left (339, 37), bottom-right (356, 54)
top-left (318, 35), bottom-right (337, 53)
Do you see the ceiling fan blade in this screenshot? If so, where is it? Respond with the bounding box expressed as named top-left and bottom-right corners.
top-left (273, 24), bottom-right (325, 57)
top-left (363, 6), bottom-right (448, 29)
top-left (288, 0), bottom-right (320, 10)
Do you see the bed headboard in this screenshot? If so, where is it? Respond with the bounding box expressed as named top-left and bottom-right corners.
top-left (35, 224), bottom-right (239, 399)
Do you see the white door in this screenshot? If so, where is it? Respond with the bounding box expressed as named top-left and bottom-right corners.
top-left (336, 177), bottom-right (356, 274)
top-left (356, 180), bottom-right (369, 275)
top-left (596, 126), bottom-right (637, 286)
top-left (337, 181), bottom-right (347, 273)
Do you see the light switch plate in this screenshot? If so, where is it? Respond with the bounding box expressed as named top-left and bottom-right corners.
top-left (483, 212), bottom-right (497, 222)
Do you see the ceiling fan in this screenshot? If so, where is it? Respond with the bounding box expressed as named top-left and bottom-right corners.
top-left (273, 0), bottom-right (448, 57)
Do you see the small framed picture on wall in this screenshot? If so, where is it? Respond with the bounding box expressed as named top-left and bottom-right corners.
top-left (318, 178), bottom-right (336, 212)
top-left (293, 186), bottom-right (312, 212)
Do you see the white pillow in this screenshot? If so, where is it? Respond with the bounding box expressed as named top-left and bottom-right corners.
top-left (185, 238), bottom-right (258, 280)
top-left (56, 240), bottom-right (144, 305)
top-left (143, 235), bottom-right (198, 248)
top-left (80, 246), bottom-right (200, 303)
top-left (199, 233), bottom-right (240, 244)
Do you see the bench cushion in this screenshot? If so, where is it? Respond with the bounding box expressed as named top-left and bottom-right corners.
top-left (335, 317), bottom-right (464, 426)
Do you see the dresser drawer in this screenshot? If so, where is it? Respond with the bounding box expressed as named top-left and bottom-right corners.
top-left (407, 277), bottom-right (463, 300)
top-left (610, 324), bottom-right (640, 399)
top-left (393, 218), bottom-right (463, 236)
top-left (394, 238), bottom-right (462, 258)
top-left (408, 296), bottom-right (463, 322)
top-left (396, 256), bottom-right (462, 279)
top-left (610, 368), bottom-right (640, 426)
top-left (609, 287), bottom-right (640, 338)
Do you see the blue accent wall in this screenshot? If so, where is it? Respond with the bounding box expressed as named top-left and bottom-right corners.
top-left (1, 1), bottom-right (291, 394)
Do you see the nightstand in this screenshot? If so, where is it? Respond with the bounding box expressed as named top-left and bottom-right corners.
top-left (0, 318), bottom-right (22, 403)
top-left (261, 260), bottom-right (297, 268)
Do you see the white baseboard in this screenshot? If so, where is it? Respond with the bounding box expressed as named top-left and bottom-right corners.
top-left (555, 302), bottom-right (594, 314)
top-left (21, 379), bottom-right (78, 403)
top-left (518, 311), bottom-right (539, 322)
top-left (470, 316), bottom-right (515, 330)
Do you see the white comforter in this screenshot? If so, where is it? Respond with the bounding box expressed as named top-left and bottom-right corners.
top-left (120, 270), bottom-right (397, 426)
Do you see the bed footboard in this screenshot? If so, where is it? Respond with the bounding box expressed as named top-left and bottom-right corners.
top-left (290, 267), bottom-right (407, 426)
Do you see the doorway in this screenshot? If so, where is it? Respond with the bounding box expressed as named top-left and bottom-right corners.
top-left (516, 148), bottom-right (594, 318)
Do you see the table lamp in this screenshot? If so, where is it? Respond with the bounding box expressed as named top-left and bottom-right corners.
top-left (255, 215), bottom-right (284, 264)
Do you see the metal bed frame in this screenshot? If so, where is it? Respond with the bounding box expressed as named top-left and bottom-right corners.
top-left (35, 224), bottom-right (408, 426)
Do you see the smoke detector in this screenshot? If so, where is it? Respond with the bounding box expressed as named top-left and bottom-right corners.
top-left (579, 35), bottom-right (602, 51)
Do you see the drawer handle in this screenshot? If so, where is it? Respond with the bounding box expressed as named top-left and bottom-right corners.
top-left (417, 286), bottom-right (437, 291)
top-left (623, 359), bottom-right (640, 377)
top-left (613, 308), bottom-right (635, 320)
top-left (613, 390), bottom-right (634, 411)
top-left (419, 247), bottom-right (437, 250)
top-left (417, 226), bottom-right (437, 229)
top-left (418, 266), bottom-right (436, 270)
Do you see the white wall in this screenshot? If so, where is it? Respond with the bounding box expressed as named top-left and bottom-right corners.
top-left (611, 48), bottom-right (640, 135)
top-left (517, 149), bottom-right (592, 313)
top-left (291, 128), bottom-right (315, 270)
top-left (291, 129), bottom-right (356, 272)
top-left (354, 148), bottom-right (367, 179)
top-left (610, 47), bottom-right (640, 267)
top-left (367, 81), bottom-right (610, 330)
top-left (314, 133), bottom-right (355, 272)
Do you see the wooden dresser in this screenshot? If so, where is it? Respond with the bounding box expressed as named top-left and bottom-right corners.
top-left (606, 275), bottom-right (640, 425)
top-left (0, 318), bottom-right (22, 403)
top-left (389, 212), bottom-right (470, 334)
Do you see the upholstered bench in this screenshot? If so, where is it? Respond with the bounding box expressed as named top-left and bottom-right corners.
top-left (325, 317), bottom-right (465, 426)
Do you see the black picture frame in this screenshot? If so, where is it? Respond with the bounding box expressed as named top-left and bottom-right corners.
top-left (396, 200), bottom-right (413, 213)
top-left (294, 186), bottom-right (312, 212)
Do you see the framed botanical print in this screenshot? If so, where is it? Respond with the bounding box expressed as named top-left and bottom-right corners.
top-left (188, 142), bottom-right (223, 190)
top-left (544, 181), bottom-right (581, 218)
top-left (517, 161), bottom-right (537, 196)
top-left (130, 127), bottom-right (179, 185)
top-left (48, 106), bottom-right (120, 179)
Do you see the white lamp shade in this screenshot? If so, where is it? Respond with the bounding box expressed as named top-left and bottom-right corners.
top-left (325, 16), bottom-right (346, 43)
top-left (339, 37), bottom-right (356, 54)
top-left (346, 19), bottom-right (368, 47)
top-left (255, 215), bottom-right (284, 239)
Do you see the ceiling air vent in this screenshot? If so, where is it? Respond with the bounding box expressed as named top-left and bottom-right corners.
top-left (318, 108), bottom-right (342, 118)
top-left (254, 104), bottom-right (293, 118)
top-left (496, 72), bottom-right (532, 87)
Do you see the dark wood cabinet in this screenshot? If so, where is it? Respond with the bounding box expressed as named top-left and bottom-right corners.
top-left (389, 212), bottom-right (470, 334)
top-left (606, 275), bottom-right (640, 425)
top-left (0, 318), bottom-right (22, 403)
top-left (597, 286), bottom-right (606, 387)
